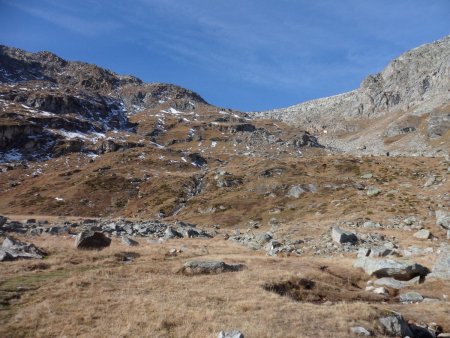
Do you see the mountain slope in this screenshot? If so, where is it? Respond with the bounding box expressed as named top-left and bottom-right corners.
top-left (252, 35), bottom-right (450, 156)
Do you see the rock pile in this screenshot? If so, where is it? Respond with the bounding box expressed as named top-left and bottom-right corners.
top-left (0, 236), bottom-right (46, 261)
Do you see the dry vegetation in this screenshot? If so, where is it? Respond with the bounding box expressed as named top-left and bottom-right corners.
top-left (0, 233), bottom-right (449, 338)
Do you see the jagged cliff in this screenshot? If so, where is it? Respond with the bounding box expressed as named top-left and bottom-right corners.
top-left (252, 35), bottom-right (450, 156)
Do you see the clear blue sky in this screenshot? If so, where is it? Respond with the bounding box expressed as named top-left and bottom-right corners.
top-left (0, 0), bottom-right (449, 111)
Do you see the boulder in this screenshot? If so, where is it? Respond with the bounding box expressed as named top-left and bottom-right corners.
top-left (436, 210), bottom-right (449, 230)
top-left (414, 229), bottom-right (431, 239)
top-left (0, 237), bottom-right (46, 261)
top-left (218, 331), bottom-right (244, 338)
top-left (367, 186), bottom-right (381, 196)
top-left (378, 312), bottom-right (413, 337)
top-left (350, 326), bottom-right (371, 336)
top-left (399, 291), bottom-right (423, 303)
top-left (121, 236), bottom-right (138, 246)
top-left (163, 227), bottom-right (183, 240)
top-left (75, 230), bottom-right (111, 249)
top-left (427, 245), bottom-right (450, 280)
top-left (373, 276), bottom-right (420, 289)
top-left (354, 257), bottom-right (429, 280)
top-left (180, 260), bottom-right (245, 275)
top-left (331, 227), bottom-right (358, 245)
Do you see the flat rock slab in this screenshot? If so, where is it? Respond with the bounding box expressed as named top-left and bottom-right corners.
top-left (75, 230), bottom-right (111, 249)
top-left (181, 260), bottom-right (245, 275)
top-left (0, 236), bottom-right (46, 261)
top-left (399, 291), bottom-right (423, 303)
top-left (354, 257), bottom-right (429, 280)
top-left (373, 276), bottom-right (420, 289)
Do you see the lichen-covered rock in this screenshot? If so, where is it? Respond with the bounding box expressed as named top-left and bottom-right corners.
top-left (180, 260), bottom-right (245, 275)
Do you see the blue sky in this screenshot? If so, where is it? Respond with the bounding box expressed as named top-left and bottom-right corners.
top-left (0, 0), bottom-right (449, 111)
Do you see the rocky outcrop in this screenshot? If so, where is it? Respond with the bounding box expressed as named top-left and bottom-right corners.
top-left (251, 35), bottom-right (450, 156)
top-left (0, 237), bottom-right (46, 261)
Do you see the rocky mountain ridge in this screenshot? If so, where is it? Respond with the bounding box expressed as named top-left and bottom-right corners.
top-left (252, 35), bottom-right (450, 156)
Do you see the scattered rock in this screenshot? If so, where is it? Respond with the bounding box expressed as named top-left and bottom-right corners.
top-left (362, 221), bottom-right (381, 229)
top-left (121, 236), bottom-right (138, 246)
top-left (361, 173), bottom-right (373, 179)
top-left (287, 185), bottom-right (306, 198)
top-left (331, 227), bottom-right (358, 245)
top-left (0, 237), bottom-right (46, 261)
top-left (75, 230), bottom-right (111, 249)
top-left (367, 186), bottom-right (381, 196)
top-left (350, 326), bottom-right (371, 336)
top-left (373, 286), bottom-right (388, 295)
top-left (180, 260), bottom-right (245, 275)
top-left (428, 244), bottom-right (450, 280)
top-left (414, 229), bottom-right (431, 239)
top-left (218, 331), bottom-right (244, 338)
top-left (436, 210), bottom-right (449, 230)
top-left (399, 291), bottom-right (423, 303)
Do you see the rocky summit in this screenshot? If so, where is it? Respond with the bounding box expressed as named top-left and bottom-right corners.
top-left (0, 36), bottom-right (449, 338)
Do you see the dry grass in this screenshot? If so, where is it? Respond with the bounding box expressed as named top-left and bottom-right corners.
top-left (1, 234), bottom-right (448, 337)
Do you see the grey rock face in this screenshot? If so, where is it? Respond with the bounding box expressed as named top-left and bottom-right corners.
top-left (0, 236), bottom-right (46, 261)
top-left (218, 331), bottom-right (244, 338)
top-left (75, 230), bottom-right (111, 249)
top-left (354, 257), bottom-right (429, 280)
top-left (331, 227), bottom-right (358, 245)
top-left (181, 260), bottom-right (245, 275)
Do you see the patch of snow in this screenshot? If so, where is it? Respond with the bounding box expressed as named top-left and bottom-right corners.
top-left (55, 197), bottom-right (64, 201)
top-left (181, 157), bottom-right (187, 162)
top-left (211, 141), bottom-right (217, 148)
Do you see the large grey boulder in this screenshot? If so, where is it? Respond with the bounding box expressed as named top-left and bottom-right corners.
top-left (218, 331), bottom-right (244, 338)
top-left (180, 260), bottom-right (245, 275)
top-left (331, 227), bottom-right (358, 245)
top-left (354, 257), bottom-right (429, 280)
top-left (436, 210), bottom-right (450, 230)
top-left (379, 312), bottom-right (413, 337)
top-left (0, 237), bottom-right (46, 261)
top-left (427, 245), bottom-right (450, 280)
top-left (75, 230), bottom-right (111, 249)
